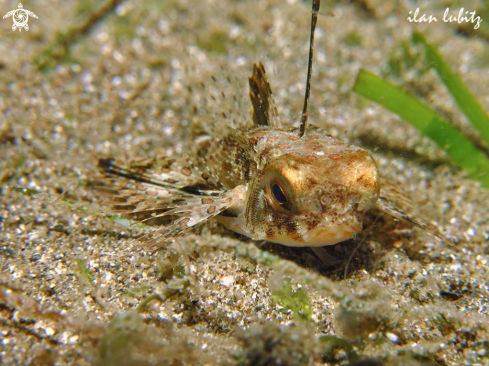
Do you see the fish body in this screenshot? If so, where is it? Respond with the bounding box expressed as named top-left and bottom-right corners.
top-left (205, 126), bottom-right (379, 247)
top-left (97, 64), bottom-right (390, 250)
top-left (96, 1), bottom-right (444, 250)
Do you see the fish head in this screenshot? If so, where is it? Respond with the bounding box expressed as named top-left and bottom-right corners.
top-left (246, 129), bottom-right (380, 247)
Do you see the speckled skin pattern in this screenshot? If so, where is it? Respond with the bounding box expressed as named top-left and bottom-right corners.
top-left (98, 62), bottom-right (381, 249)
top-left (208, 126), bottom-right (380, 246)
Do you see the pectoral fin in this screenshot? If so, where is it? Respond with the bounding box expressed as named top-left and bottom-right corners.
top-left (375, 182), bottom-right (448, 243)
top-left (140, 185), bottom-right (246, 250)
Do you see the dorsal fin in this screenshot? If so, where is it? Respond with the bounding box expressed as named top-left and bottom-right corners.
top-left (248, 62), bottom-right (281, 128)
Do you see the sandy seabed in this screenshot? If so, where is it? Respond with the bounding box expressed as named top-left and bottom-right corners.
top-left (1, 0), bottom-right (488, 365)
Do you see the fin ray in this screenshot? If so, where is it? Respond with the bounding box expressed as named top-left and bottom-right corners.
top-left (375, 182), bottom-right (448, 243)
top-left (249, 63), bottom-right (281, 128)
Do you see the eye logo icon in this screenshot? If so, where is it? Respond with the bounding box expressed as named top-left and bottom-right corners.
top-left (3, 3), bottom-right (38, 32)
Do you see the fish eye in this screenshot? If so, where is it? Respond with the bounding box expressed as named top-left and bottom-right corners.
top-left (264, 167), bottom-right (298, 214)
top-left (272, 184), bottom-right (288, 204)
top-left (267, 178), bottom-right (296, 214)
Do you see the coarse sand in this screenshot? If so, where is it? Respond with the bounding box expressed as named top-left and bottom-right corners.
top-left (1, 0), bottom-right (488, 365)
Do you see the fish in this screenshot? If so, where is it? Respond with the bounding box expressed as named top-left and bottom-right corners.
top-left (95, 0), bottom-right (445, 252)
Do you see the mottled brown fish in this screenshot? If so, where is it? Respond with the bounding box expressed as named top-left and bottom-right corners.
top-left (96, 0), bottom-right (444, 251)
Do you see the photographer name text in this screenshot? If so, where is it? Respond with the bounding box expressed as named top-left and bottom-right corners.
top-left (408, 8), bottom-right (482, 29)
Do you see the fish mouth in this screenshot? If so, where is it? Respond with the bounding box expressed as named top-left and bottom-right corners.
top-left (301, 223), bottom-right (362, 247)
top-left (258, 223), bottom-right (362, 248)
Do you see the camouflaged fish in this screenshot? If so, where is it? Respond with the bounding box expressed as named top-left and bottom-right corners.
top-left (96, 0), bottom-right (444, 251)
